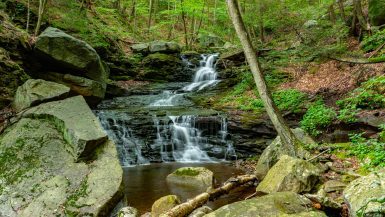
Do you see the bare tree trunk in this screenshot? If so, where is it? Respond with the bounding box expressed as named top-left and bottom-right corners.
top-left (226, 0), bottom-right (300, 157)
top-left (148, 0), bottom-right (153, 33)
top-left (258, 0), bottom-right (265, 43)
top-left (160, 175), bottom-right (257, 217)
top-left (180, 0), bottom-right (189, 48)
top-left (26, 0), bottom-right (30, 32)
top-left (337, 0), bottom-right (347, 23)
top-left (328, 3), bottom-right (336, 24)
top-left (35, 0), bottom-right (48, 36)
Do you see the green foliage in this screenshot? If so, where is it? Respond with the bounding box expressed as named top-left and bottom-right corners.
top-left (273, 89), bottom-right (307, 113)
top-left (361, 29), bottom-right (385, 52)
top-left (337, 76), bottom-right (385, 122)
top-left (174, 168), bottom-right (199, 176)
top-left (348, 133), bottom-right (385, 169)
top-left (301, 100), bottom-right (336, 136)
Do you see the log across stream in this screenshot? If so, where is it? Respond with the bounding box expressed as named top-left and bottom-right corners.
top-left (123, 162), bottom-right (256, 215)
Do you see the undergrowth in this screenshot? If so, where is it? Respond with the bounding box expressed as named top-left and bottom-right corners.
top-left (300, 100), bottom-right (336, 136)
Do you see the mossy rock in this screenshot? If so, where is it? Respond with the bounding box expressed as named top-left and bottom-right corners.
top-left (141, 53), bottom-right (183, 81)
top-left (151, 195), bottom-right (180, 217)
top-left (167, 167), bottom-right (213, 192)
top-left (343, 170), bottom-right (385, 217)
top-left (204, 192), bottom-right (326, 217)
top-left (256, 155), bottom-right (320, 194)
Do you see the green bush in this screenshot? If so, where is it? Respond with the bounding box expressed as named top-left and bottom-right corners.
top-left (337, 76), bottom-right (385, 122)
top-left (273, 89), bottom-right (307, 113)
top-left (349, 133), bottom-right (385, 169)
top-left (301, 100), bottom-right (336, 136)
top-left (361, 29), bottom-right (385, 53)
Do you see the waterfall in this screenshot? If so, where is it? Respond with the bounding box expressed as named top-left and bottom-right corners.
top-left (150, 91), bottom-right (183, 107)
top-left (183, 53), bottom-right (220, 91)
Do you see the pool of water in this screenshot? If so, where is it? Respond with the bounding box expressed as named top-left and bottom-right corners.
top-left (123, 162), bottom-right (254, 214)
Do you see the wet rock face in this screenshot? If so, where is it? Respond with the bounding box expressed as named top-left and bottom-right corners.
top-left (0, 96), bottom-right (123, 216)
top-left (344, 170), bottom-right (385, 217)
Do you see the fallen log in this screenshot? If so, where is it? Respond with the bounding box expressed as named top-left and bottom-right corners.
top-left (328, 56), bottom-right (385, 64)
top-left (160, 174), bottom-right (257, 217)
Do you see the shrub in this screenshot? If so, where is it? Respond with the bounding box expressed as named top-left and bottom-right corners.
top-left (349, 133), bottom-right (385, 169)
top-left (301, 100), bottom-right (336, 136)
top-left (273, 89), bottom-right (307, 113)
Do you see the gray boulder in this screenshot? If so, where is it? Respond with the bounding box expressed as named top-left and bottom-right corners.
top-left (23, 96), bottom-right (107, 159)
top-left (344, 170), bottom-right (385, 217)
top-left (0, 96), bottom-right (122, 217)
top-left (34, 27), bottom-right (108, 83)
top-left (131, 41), bottom-right (181, 54)
top-left (256, 155), bottom-right (320, 194)
top-left (255, 128), bottom-right (314, 180)
top-left (167, 167), bottom-right (213, 192)
top-left (13, 79), bottom-right (70, 112)
top-left (188, 206), bottom-right (212, 217)
top-left (204, 192), bottom-right (326, 217)
top-left (43, 72), bottom-right (106, 106)
top-left (118, 207), bottom-right (139, 217)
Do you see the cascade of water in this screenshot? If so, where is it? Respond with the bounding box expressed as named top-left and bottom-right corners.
top-left (150, 90), bottom-right (184, 107)
top-left (97, 111), bottom-right (149, 166)
top-left (169, 115), bottom-right (212, 162)
top-left (220, 117), bottom-right (237, 160)
top-left (183, 54), bottom-right (220, 91)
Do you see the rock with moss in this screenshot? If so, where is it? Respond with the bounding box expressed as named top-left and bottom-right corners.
top-left (204, 192), bottom-right (327, 217)
top-left (369, 0), bottom-right (385, 26)
top-left (343, 170), bottom-right (385, 217)
top-left (255, 128), bottom-right (314, 180)
top-left (118, 206), bottom-right (139, 217)
top-left (23, 96), bottom-right (108, 159)
top-left (324, 180), bottom-right (346, 193)
top-left (141, 53), bottom-right (185, 81)
top-left (42, 72), bottom-right (106, 106)
top-left (34, 27), bottom-right (108, 83)
top-left (198, 34), bottom-right (224, 48)
top-left (151, 195), bottom-right (181, 217)
top-left (0, 96), bottom-right (122, 216)
top-left (167, 167), bottom-right (213, 192)
top-left (149, 41), bottom-right (181, 54)
top-left (188, 206), bottom-right (212, 217)
top-left (131, 43), bottom-right (149, 54)
top-left (256, 155), bottom-right (320, 194)
top-left (13, 79), bottom-right (70, 112)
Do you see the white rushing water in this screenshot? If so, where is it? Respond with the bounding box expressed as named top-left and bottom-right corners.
top-left (150, 91), bottom-right (184, 107)
top-left (183, 53), bottom-right (220, 91)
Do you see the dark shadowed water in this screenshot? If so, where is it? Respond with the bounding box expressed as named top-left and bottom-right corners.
top-left (123, 162), bottom-right (254, 214)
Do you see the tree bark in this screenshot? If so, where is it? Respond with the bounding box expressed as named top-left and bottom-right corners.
top-left (226, 0), bottom-right (300, 157)
top-left (148, 0), bottom-right (153, 33)
top-left (337, 0), bottom-right (347, 23)
top-left (35, 0), bottom-right (48, 36)
top-left (180, 0), bottom-right (189, 48)
top-left (160, 175), bottom-right (257, 217)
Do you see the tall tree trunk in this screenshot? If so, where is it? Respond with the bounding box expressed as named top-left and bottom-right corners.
top-left (328, 3), bottom-right (336, 24)
top-left (35, 0), bottom-right (48, 36)
top-left (180, 0), bottom-right (189, 48)
top-left (148, 0), bottom-right (153, 33)
top-left (258, 0), bottom-right (265, 43)
top-left (26, 0), bottom-right (30, 32)
top-left (226, 0), bottom-right (300, 157)
top-left (337, 0), bottom-right (347, 23)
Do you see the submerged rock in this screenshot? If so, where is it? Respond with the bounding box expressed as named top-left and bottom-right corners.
top-left (34, 27), bottom-right (108, 83)
top-left (151, 195), bottom-right (181, 217)
top-left (13, 79), bottom-right (70, 112)
top-left (23, 96), bottom-right (107, 159)
top-left (167, 167), bottom-right (214, 192)
top-left (204, 192), bottom-right (326, 217)
top-left (344, 170), bottom-right (385, 217)
top-left (0, 96), bottom-right (122, 216)
top-left (255, 128), bottom-right (314, 180)
top-left (256, 155), bottom-right (320, 194)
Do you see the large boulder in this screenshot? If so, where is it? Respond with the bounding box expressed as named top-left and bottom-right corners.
top-left (34, 27), bottom-right (108, 83)
top-left (255, 128), bottom-right (314, 180)
top-left (23, 96), bottom-right (108, 159)
top-left (343, 170), bottom-right (385, 217)
top-left (13, 79), bottom-right (70, 112)
top-left (369, 0), bottom-right (385, 26)
top-left (131, 41), bottom-right (181, 54)
top-left (204, 192), bottom-right (327, 217)
top-left (188, 206), bottom-right (213, 217)
top-left (141, 53), bottom-right (184, 81)
top-left (167, 167), bottom-right (213, 192)
top-left (151, 195), bottom-right (181, 217)
top-left (0, 97), bottom-right (122, 217)
top-left (256, 155), bottom-right (320, 194)
top-left (42, 72), bottom-right (106, 106)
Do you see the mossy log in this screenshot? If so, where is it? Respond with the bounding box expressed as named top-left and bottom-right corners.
top-left (160, 174), bottom-right (257, 217)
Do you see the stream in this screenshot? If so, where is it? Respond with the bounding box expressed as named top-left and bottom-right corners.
top-left (95, 54), bottom-right (254, 214)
